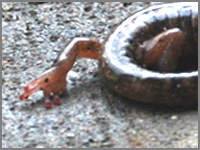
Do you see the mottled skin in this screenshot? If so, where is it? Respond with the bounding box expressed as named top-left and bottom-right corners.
top-left (20, 3), bottom-right (198, 108)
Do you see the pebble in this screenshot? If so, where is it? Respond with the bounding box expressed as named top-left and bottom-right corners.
top-left (66, 132), bottom-right (75, 138)
top-left (171, 115), bottom-right (178, 120)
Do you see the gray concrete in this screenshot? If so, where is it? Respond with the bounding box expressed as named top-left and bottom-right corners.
top-left (2, 2), bottom-right (198, 148)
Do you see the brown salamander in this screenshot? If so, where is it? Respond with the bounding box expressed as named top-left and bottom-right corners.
top-left (20, 2), bottom-right (198, 108)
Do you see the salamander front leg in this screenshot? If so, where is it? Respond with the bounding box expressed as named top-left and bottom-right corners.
top-left (44, 94), bottom-right (52, 109)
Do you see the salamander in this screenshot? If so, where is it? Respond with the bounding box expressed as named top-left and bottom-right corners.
top-left (20, 2), bottom-right (198, 108)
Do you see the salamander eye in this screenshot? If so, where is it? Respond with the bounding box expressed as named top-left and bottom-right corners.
top-left (44, 78), bottom-right (49, 83)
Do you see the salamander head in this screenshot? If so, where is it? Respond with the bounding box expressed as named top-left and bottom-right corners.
top-left (19, 67), bottom-right (67, 101)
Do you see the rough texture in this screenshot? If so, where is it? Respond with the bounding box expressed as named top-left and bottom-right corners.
top-left (2, 2), bottom-right (198, 148)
